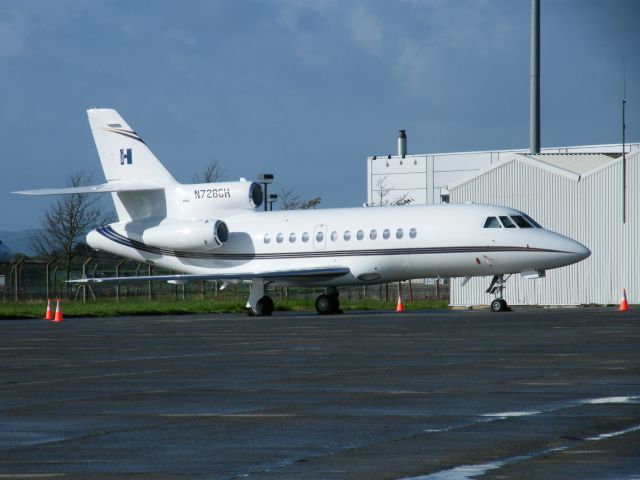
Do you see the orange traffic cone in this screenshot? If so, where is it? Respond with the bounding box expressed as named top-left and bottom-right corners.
top-left (396, 294), bottom-right (405, 312)
top-left (44, 299), bottom-right (53, 320)
top-left (53, 298), bottom-right (64, 322)
top-left (619, 289), bottom-right (629, 312)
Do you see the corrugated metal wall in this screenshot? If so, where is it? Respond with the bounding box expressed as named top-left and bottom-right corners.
top-left (450, 152), bottom-right (639, 306)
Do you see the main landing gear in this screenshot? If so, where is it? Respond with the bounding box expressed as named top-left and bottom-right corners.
top-left (487, 274), bottom-right (511, 312)
top-left (246, 281), bottom-right (342, 316)
top-left (315, 287), bottom-right (342, 315)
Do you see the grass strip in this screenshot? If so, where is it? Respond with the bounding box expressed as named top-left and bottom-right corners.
top-left (0, 298), bottom-right (448, 319)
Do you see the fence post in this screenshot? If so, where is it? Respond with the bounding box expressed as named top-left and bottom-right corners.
top-left (115, 259), bottom-right (127, 300)
top-left (14, 259), bottom-right (24, 302)
top-left (45, 259), bottom-right (56, 300)
top-left (148, 265), bottom-right (153, 300)
top-left (82, 257), bottom-right (92, 303)
top-left (135, 264), bottom-right (141, 297)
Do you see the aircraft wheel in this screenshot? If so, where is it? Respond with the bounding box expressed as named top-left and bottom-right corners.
top-left (490, 299), bottom-right (504, 312)
top-left (255, 296), bottom-right (274, 316)
top-left (500, 299), bottom-right (511, 312)
top-left (315, 294), bottom-right (339, 315)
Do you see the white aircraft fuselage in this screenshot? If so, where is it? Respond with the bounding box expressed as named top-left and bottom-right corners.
top-left (87, 203), bottom-right (588, 286)
top-left (16, 108), bottom-right (590, 314)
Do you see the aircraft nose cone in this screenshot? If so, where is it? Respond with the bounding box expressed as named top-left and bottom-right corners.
top-left (564, 237), bottom-right (590, 262)
top-left (574, 241), bottom-right (591, 260)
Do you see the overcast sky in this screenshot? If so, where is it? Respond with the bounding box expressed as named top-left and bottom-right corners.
top-left (1, 0), bottom-right (638, 231)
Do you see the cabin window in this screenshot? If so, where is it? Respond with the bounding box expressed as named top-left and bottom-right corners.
top-left (357, 230), bottom-right (364, 240)
top-left (511, 215), bottom-right (534, 228)
top-left (289, 232), bottom-right (297, 243)
top-left (370, 229), bottom-right (377, 240)
top-left (524, 214), bottom-right (542, 228)
top-left (483, 217), bottom-right (501, 228)
top-left (344, 230), bottom-right (351, 241)
top-left (383, 229), bottom-right (390, 239)
top-left (264, 234), bottom-right (271, 244)
top-left (499, 216), bottom-right (516, 228)
top-left (276, 233), bottom-right (284, 243)
top-left (409, 228), bottom-right (417, 238)
top-left (330, 230), bottom-right (338, 241)
top-left (302, 232), bottom-right (309, 242)
top-left (316, 231), bottom-right (324, 242)
top-left (396, 228), bottom-right (404, 239)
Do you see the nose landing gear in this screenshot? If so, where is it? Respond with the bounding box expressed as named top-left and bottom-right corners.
top-left (487, 274), bottom-right (511, 312)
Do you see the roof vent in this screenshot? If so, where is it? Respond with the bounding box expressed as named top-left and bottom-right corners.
top-left (398, 130), bottom-right (407, 157)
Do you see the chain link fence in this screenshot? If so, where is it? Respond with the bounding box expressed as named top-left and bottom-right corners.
top-left (0, 257), bottom-right (449, 303)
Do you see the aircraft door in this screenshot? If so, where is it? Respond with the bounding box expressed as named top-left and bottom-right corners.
top-left (313, 224), bottom-right (328, 250)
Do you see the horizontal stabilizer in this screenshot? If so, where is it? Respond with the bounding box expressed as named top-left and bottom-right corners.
top-left (13, 181), bottom-right (163, 196)
top-left (68, 266), bottom-right (351, 284)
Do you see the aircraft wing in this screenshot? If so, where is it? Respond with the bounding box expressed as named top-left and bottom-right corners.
top-left (68, 266), bottom-right (351, 284)
top-left (13, 181), bottom-right (163, 196)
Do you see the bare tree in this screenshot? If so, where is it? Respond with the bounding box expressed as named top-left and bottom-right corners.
top-left (31, 171), bottom-right (112, 287)
top-left (278, 188), bottom-right (321, 210)
top-left (192, 159), bottom-right (226, 183)
top-left (373, 177), bottom-right (414, 206)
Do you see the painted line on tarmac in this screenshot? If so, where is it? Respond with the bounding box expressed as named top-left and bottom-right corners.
top-left (403, 395), bottom-right (640, 480)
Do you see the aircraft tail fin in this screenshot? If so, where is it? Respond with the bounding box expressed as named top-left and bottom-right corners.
top-left (87, 108), bottom-right (177, 222)
top-left (87, 108), bottom-right (176, 185)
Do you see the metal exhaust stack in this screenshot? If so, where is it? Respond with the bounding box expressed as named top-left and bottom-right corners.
top-left (398, 130), bottom-right (407, 157)
top-left (530, 0), bottom-right (540, 153)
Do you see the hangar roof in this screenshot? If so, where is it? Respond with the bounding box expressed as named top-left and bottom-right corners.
top-left (521, 153), bottom-right (622, 176)
top-left (448, 152), bottom-right (627, 189)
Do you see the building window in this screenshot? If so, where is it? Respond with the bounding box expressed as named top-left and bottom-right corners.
top-left (344, 230), bottom-right (351, 241)
top-left (331, 231), bottom-right (338, 241)
top-left (264, 234), bottom-right (271, 244)
top-left (383, 229), bottom-right (390, 239)
top-left (276, 233), bottom-right (284, 243)
top-left (357, 230), bottom-right (364, 240)
top-left (409, 228), bottom-right (417, 238)
top-left (289, 232), bottom-right (296, 243)
top-left (370, 229), bottom-right (377, 240)
top-left (302, 232), bottom-right (309, 242)
top-left (396, 228), bottom-right (403, 239)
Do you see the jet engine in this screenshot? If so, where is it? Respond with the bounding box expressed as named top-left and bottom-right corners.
top-left (142, 219), bottom-right (229, 251)
top-left (178, 180), bottom-right (263, 213)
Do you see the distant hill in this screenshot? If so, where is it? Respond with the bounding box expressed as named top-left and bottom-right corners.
top-left (0, 230), bottom-right (40, 257)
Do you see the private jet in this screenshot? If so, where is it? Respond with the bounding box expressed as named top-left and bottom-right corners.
top-left (15, 109), bottom-right (590, 314)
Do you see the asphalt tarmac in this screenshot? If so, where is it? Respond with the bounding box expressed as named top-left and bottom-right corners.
top-left (0, 307), bottom-right (639, 479)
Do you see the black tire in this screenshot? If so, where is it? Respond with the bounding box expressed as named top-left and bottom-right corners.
top-left (316, 294), bottom-right (340, 314)
top-left (490, 299), bottom-right (503, 312)
top-left (330, 295), bottom-right (340, 314)
top-left (499, 299), bottom-right (511, 312)
top-left (255, 296), bottom-right (274, 316)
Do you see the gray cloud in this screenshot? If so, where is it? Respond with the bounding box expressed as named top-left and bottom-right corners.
top-left (0, 10), bottom-right (27, 58)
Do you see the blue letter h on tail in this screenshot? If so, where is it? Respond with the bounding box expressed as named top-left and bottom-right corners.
top-left (120, 148), bottom-right (132, 165)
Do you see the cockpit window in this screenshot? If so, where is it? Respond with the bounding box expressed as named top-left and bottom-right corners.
top-left (499, 216), bottom-right (516, 228)
top-left (523, 214), bottom-right (542, 228)
top-left (511, 215), bottom-right (534, 228)
top-left (484, 217), bottom-right (501, 228)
